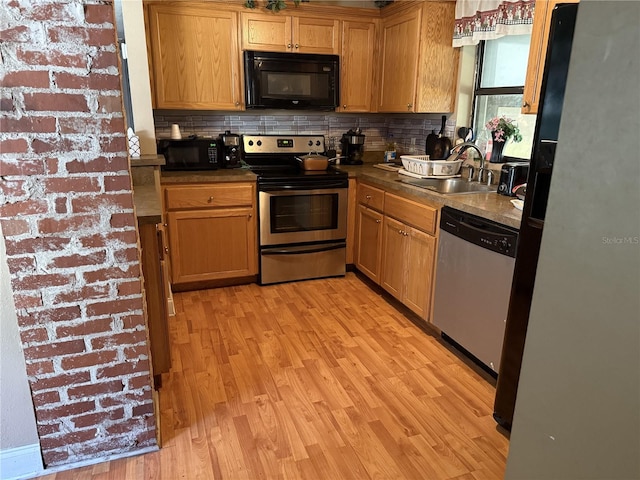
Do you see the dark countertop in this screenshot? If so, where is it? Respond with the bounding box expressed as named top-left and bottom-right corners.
top-left (130, 154), bottom-right (165, 167)
top-left (335, 164), bottom-right (523, 229)
top-left (161, 168), bottom-right (257, 184)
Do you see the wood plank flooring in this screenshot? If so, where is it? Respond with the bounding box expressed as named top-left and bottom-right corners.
top-left (36, 273), bottom-right (509, 479)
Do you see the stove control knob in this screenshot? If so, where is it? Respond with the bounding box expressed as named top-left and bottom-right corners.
top-left (257, 140), bottom-right (262, 146)
top-left (308, 140), bottom-right (313, 147)
top-left (315, 141), bottom-right (321, 147)
top-left (498, 239), bottom-right (510, 252)
top-left (248, 140), bottom-right (254, 146)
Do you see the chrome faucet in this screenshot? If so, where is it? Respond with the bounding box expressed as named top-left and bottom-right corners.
top-left (447, 142), bottom-right (493, 185)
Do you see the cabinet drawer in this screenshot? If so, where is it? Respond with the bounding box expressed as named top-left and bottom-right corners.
top-left (356, 183), bottom-right (384, 211)
top-left (384, 192), bottom-right (437, 235)
top-left (165, 183), bottom-right (254, 210)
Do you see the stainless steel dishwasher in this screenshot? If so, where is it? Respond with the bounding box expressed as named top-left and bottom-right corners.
top-left (433, 207), bottom-right (519, 375)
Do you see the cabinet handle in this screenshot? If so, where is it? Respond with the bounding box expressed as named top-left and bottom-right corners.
top-left (343, 104), bottom-right (347, 109)
top-left (522, 101), bottom-right (530, 109)
top-left (365, 195), bottom-right (372, 200)
top-left (287, 43), bottom-right (292, 49)
top-left (407, 103), bottom-right (413, 110)
top-left (235, 101), bottom-right (240, 107)
top-left (294, 43), bottom-right (299, 49)
top-left (248, 213), bottom-right (252, 219)
top-left (208, 196), bottom-right (214, 202)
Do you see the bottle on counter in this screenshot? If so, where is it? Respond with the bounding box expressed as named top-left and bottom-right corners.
top-left (384, 134), bottom-right (397, 163)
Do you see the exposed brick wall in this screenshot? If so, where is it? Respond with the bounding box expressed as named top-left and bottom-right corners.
top-left (0, 0), bottom-right (157, 468)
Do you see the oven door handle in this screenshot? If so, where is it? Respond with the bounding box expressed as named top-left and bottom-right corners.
top-left (262, 242), bottom-right (345, 256)
top-left (259, 182), bottom-right (348, 191)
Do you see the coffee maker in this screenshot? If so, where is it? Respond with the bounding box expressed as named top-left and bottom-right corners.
top-left (219, 130), bottom-right (241, 168)
top-left (340, 129), bottom-right (365, 165)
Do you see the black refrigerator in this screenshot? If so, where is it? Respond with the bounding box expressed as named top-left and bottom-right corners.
top-left (493, 3), bottom-right (579, 431)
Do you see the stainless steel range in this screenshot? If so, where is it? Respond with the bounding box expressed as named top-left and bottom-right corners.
top-left (242, 134), bottom-right (349, 285)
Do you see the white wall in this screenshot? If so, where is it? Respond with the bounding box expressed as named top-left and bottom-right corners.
top-left (506, 2), bottom-right (640, 478)
top-left (0, 225), bottom-right (43, 477)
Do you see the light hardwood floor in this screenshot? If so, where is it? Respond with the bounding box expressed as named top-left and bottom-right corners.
top-left (37, 273), bottom-right (509, 479)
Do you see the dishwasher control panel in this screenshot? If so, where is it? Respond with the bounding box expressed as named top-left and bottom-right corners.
top-left (440, 207), bottom-right (519, 257)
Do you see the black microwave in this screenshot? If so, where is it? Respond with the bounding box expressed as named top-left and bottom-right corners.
top-left (158, 137), bottom-right (220, 171)
top-left (244, 50), bottom-right (339, 110)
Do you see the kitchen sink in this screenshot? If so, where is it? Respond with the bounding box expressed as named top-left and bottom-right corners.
top-left (397, 177), bottom-right (497, 195)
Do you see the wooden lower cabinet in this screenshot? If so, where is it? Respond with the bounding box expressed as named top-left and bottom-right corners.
top-left (355, 203), bottom-right (383, 283)
top-left (163, 182), bottom-right (257, 286)
top-left (355, 182), bottom-right (439, 321)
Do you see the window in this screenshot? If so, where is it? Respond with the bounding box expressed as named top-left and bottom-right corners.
top-left (472, 35), bottom-right (536, 160)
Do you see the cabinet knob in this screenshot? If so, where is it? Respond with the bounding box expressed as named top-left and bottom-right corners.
top-left (235, 101), bottom-right (240, 107)
top-left (164, 247), bottom-right (169, 254)
top-left (294, 43), bottom-right (299, 49)
top-left (287, 43), bottom-right (292, 49)
top-left (522, 101), bottom-right (530, 109)
top-left (208, 196), bottom-right (214, 202)
top-left (407, 103), bottom-right (412, 110)
top-left (365, 195), bottom-right (372, 200)
top-left (376, 219), bottom-right (381, 224)
top-left (248, 213), bottom-right (252, 219)
top-left (343, 104), bottom-right (347, 109)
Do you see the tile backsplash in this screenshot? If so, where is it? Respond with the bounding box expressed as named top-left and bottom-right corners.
top-left (153, 111), bottom-right (458, 155)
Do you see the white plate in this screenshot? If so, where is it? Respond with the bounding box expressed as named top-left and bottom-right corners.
top-left (511, 199), bottom-right (524, 210)
top-left (398, 168), bottom-right (461, 179)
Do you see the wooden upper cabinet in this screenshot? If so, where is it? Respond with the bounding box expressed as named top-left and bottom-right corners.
top-left (241, 12), bottom-right (340, 54)
top-left (522, 0), bottom-right (579, 114)
top-left (377, 8), bottom-right (421, 113)
top-left (147, 3), bottom-right (242, 110)
top-left (377, 2), bottom-right (459, 113)
top-left (340, 19), bottom-right (377, 112)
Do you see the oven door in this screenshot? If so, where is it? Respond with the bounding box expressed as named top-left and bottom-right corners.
top-left (259, 187), bottom-right (347, 246)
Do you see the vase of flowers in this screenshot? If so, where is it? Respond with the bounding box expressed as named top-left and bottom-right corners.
top-left (485, 116), bottom-right (523, 163)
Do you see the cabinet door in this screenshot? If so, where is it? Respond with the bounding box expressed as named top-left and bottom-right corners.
top-left (377, 8), bottom-right (421, 112)
top-left (241, 12), bottom-right (292, 52)
top-left (148, 5), bottom-right (242, 110)
top-left (167, 208), bottom-right (257, 284)
top-left (522, 0), bottom-right (579, 114)
top-left (293, 17), bottom-right (340, 54)
top-left (403, 227), bottom-right (436, 320)
top-left (341, 20), bottom-right (376, 112)
top-left (355, 204), bottom-right (383, 283)
top-left (380, 216), bottom-right (405, 301)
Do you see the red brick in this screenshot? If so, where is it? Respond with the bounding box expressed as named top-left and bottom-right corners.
top-left (99, 135), bottom-right (127, 153)
top-left (127, 375), bottom-right (151, 390)
top-left (0, 179), bottom-right (25, 197)
top-left (0, 218), bottom-right (30, 237)
top-left (0, 115), bottom-right (56, 133)
top-left (5, 256), bottom-right (36, 274)
top-left (59, 116), bottom-right (125, 135)
top-left (86, 297), bottom-right (143, 318)
top-left (44, 176), bottom-right (100, 194)
top-left (4, 237), bottom-right (70, 256)
top-left (110, 212), bottom-right (135, 229)
top-left (132, 402), bottom-right (154, 417)
top-left (97, 359), bottom-right (149, 380)
top-left (124, 344), bottom-right (149, 361)
top-left (37, 422), bottom-right (61, 437)
top-left (72, 193), bottom-right (133, 213)
top-left (24, 93), bottom-right (88, 112)
top-left (83, 264), bottom-right (140, 284)
top-left (1, 70), bottom-right (49, 88)
top-left (55, 72), bottom-right (121, 91)
top-left (91, 330), bottom-right (147, 351)
top-left (121, 313), bottom-right (145, 330)
top-left (42, 448), bottom-right (69, 466)
top-left (45, 157), bottom-right (59, 175)
top-left (48, 26), bottom-right (116, 46)
top-left (48, 251), bottom-right (107, 269)
top-left (84, 4), bottom-right (115, 24)
top-left (0, 25), bottom-right (30, 42)
top-left (72, 407), bottom-right (124, 429)
top-left (117, 280), bottom-right (142, 297)
top-left (24, 339), bottom-right (86, 360)
top-left (13, 293), bottom-right (44, 309)
top-left (99, 390), bottom-right (150, 409)
top-left (38, 214), bottom-right (100, 234)
top-left (12, 273), bottom-right (74, 292)
top-left (17, 47), bottom-right (88, 69)
top-left (23, 3), bottom-right (80, 22)
top-left (105, 417), bottom-right (145, 436)
top-left (54, 197), bottom-right (67, 214)
top-left (91, 50), bottom-right (118, 70)
top-left (114, 247), bottom-right (138, 263)
top-left (39, 428), bottom-right (98, 450)
top-left (31, 371), bottom-right (91, 392)
top-left (56, 317), bottom-right (113, 339)
top-left (20, 327), bottom-right (49, 344)
top-left (0, 138), bottom-right (29, 153)
top-left (61, 350), bottom-right (118, 371)
top-left (0, 158), bottom-right (46, 176)
top-left (32, 390), bottom-right (61, 407)
top-left (67, 380), bottom-right (124, 400)
top-left (104, 175), bottom-right (131, 192)
top-left (32, 136), bottom-right (94, 154)
top-left (18, 306), bottom-right (81, 327)
top-left (53, 285), bottom-right (111, 306)
top-left (67, 156), bottom-right (128, 174)
top-left (79, 230), bottom-right (137, 249)
top-left (0, 199), bottom-right (48, 217)
top-left (25, 360), bottom-right (54, 377)
top-left (98, 95), bottom-right (124, 114)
